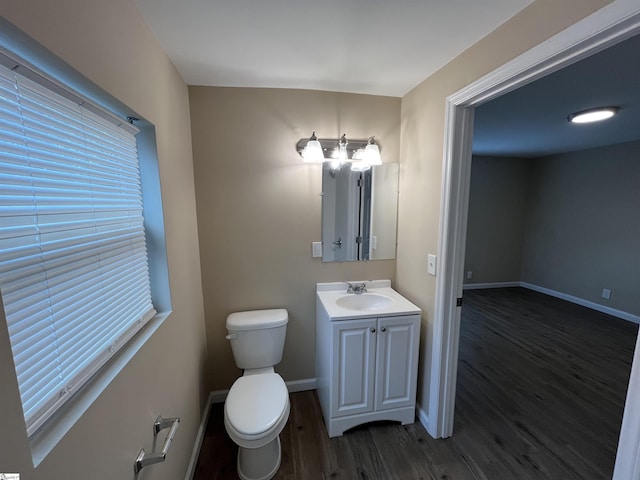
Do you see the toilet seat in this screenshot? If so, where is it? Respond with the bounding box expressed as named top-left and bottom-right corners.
top-left (225, 373), bottom-right (290, 449)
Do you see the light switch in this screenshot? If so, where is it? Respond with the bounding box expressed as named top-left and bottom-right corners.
top-left (312, 242), bottom-right (323, 258)
top-left (427, 254), bottom-right (437, 276)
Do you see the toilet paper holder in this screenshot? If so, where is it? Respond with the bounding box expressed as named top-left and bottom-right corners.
top-left (134, 416), bottom-right (180, 474)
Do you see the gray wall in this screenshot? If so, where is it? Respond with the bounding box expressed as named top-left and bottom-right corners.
top-left (464, 156), bottom-right (531, 284)
top-left (521, 141), bottom-right (640, 316)
top-left (465, 140), bottom-right (640, 317)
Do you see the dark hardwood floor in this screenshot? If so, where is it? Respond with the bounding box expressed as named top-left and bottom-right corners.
top-left (193, 288), bottom-right (637, 479)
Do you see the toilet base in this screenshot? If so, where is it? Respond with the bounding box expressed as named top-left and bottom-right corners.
top-left (237, 435), bottom-right (282, 480)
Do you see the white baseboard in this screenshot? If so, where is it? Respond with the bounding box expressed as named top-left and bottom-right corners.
top-left (416, 403), bottom-right (431, 436)
top-left (210, 389), bottom-right (228, 404)
top-left (210, 377), bottom-right (318, 404)
top-left (520, 282), bottom-right (640, 324)
top-left (184, 391), bottom-right (215, 480)
top-left (463, 281), bottom-right (520, 290)
top-left (286, 377), bottom-right (317, 393)
top-left (464, 281), bottom-right (639, 324)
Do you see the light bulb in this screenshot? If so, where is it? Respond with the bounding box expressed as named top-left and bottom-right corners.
top-left (336, 134), bottom-right (348, 166)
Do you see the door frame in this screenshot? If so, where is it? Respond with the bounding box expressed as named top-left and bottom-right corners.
top-left (431, 0), bottom-right (640, 476)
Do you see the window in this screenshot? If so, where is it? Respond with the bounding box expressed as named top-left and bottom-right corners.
top-left (0, 56), bottom-right (156, 436)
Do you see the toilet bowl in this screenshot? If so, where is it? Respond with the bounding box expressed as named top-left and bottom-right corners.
top-left (224, 309), bottom-right (289, 480)
top-left (225, 372), bottom-right (290, 480)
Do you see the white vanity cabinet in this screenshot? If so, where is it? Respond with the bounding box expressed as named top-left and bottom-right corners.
top-left (316, 280), bottom-right (421, 437)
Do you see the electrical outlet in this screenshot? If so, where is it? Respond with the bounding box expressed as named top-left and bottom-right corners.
top-left (466, 271), bottom-right (473, 279)
top-left (602, 288), bottom-right (612, 300)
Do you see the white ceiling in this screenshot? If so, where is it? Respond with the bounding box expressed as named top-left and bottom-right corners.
top-left (132, 0), bottom-right (533, 97)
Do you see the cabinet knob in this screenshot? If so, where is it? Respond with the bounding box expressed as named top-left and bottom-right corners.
top-left (370, 328), bottom-right (376, 333)
top-left (380, 327), bottom-right (386, 332)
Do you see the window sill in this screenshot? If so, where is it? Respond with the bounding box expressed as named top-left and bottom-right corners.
top-left (28, 311), bottom-right (171, 467)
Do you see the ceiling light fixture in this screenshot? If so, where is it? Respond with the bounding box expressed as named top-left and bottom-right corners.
top-left (567, 106), bottom-right (619, 124)
top-left (296, 132), bottom-right (382, 170)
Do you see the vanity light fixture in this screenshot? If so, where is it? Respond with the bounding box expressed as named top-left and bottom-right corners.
top-left (350, 160), bottom-right (371, 172)
top-left (334, 134), bottom-right (349, 169)
top-left (363, 137), bottom-right (382, 166)
top-left (296, 132), bottom-right (382, 170)
top-left (301, 132), bottom-right (325, 163)
top-left (351, 137), bottom-right (383, 171)
top-left (568, 106), bottom-right (619, 124)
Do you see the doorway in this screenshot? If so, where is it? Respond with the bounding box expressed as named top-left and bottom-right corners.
top-left (431, 3), bottom-right (640, 479)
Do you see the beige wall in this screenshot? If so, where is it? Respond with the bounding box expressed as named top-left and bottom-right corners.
top-left (0, 0), bottom-right (620, 477)
top-left (0, 1), bottom-right (207, 479)
top-left (397, 0), bottom-right (612, 416)
top-left (189, 87), bottom-right (399, 390)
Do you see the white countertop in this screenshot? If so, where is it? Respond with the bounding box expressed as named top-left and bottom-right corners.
top-left (316, 280), bottom-right (421, 320)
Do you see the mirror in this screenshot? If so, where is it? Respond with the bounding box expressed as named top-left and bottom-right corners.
top-left (322, 163), bottom-right (398, 262)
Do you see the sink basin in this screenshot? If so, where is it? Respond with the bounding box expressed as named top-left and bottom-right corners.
top-left (317, 281), bottom-right (421, 319)
top-left (335, 293), bottom-right (393, 311)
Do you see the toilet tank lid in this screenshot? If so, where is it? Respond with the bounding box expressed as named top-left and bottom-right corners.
top-left (226, 309), bottom-right (288, 331)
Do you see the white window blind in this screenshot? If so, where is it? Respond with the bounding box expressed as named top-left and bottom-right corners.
top-left (0, 63), bottom-right (156, 436)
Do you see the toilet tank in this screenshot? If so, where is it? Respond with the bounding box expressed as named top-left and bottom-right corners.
top-left (226, 309), bottom-right (288, 369)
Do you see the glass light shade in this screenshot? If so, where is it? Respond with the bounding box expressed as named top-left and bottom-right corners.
top-left (568, 107), bottom-right (618, 124)
top-left (336, 138), bottom-right (348, 166)
top-left (364, 142), bottom-right (382, 165)
top-left (302, 139), bottom-right (325, 163)
top-left (350, 161), bottom-right (371, 172)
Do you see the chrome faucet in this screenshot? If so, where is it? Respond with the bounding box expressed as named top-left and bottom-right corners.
top-left (346, 282), bottom-right (367, 294)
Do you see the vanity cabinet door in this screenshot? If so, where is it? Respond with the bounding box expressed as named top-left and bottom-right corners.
top-left (331, 318), bottom-right (376, 417)
top-left (375, 315), bottom-right (420, 411)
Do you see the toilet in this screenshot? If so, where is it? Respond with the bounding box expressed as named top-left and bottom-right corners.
top-left (224, 309), bottom-right (290, 480)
